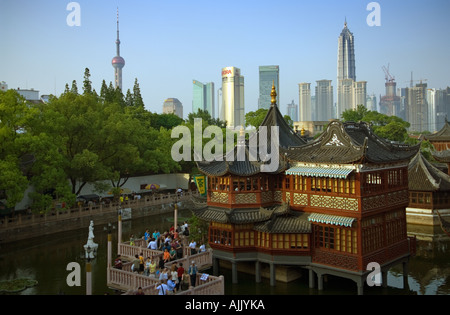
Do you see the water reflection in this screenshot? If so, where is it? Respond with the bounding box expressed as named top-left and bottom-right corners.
top-left (406, 224), bottom-right (450, 295)
top-left (0, 211), bottom-right (448, 295)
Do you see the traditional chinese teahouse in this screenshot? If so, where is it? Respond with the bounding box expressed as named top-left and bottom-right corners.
top-left (425, 118), bottom-right (450, 152)
top-left (193, 83), bottom-right (420, 295)
top-left (406, 151), bottom-right (450, 226)
top-left (425, 118), bottom-right (450, 175)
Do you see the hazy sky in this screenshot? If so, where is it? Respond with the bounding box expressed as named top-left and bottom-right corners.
top-left (1, 0), bottom-right (449, 118)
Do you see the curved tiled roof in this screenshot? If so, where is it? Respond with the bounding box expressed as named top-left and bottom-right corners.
top-left (432, 149), bottom-right (450, 163)
top-left (424, 119), bottom-right (450, 142)
top-left (196, 144), bottom-right (288, 177)
top-left (286, 121), bottom-right (420, 164)
top-left (251, 103), bottom-right (306, 150)
top-left (192, 202), bottom-right (311, 234)
top-left (191, 206), bottom-right (272, 224)
top-left (196, 102), bottom-right (301, 177)
top-left (408, 151), bottom-right (450, 191)
top-left (253, 212), bottom-right (311, 234)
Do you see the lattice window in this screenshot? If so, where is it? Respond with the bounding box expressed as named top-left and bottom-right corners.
top-left (315, 225), bottom-right (358, 254)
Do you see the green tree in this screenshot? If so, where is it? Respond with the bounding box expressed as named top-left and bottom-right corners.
top-left (341, 104), bottom-right (369, 122)
top-left (124, 89), bottom-right (134, 107)
top-left (341, 105), bottom-right (410, 143)
top-left (150, 112), bottom-right (184, 130)
top-left (0, 90), bottom-right (32, 207)
top-left (245, 108), bottom-right (292, 129)
top-left (187, 109), bottom-right (227, 128)
top-left (83, 68), bottom-right (93, 95)
top-left (70, 80), bottom-right (78, 95)
top-left (188, 214), bottom-right (209, 244)
top-left (283, 114), bottom-right (293, 128)
top-left (245, 108), bottom-right (268, 128)
top-left (132, 78), bottom-right (145, 109)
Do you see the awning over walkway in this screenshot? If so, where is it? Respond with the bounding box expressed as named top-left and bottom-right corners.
top-left (308, 213), bottom-right (356, 227)
top-left (285, 166), bottom-right (354, 179)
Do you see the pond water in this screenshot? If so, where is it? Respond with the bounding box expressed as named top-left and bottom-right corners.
top-left (0, 209), bottom-right (448, 295)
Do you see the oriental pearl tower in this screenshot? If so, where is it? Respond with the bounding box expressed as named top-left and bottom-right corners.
top-left (112, 8), bottom-right (125, 91)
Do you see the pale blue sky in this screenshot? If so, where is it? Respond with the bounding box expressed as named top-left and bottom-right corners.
top-left (1, 0), bottom-right (449, 118)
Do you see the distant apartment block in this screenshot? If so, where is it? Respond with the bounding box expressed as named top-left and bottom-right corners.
top-left (315, 80), bottom-right (334, 121)
top-left (427, 88), bottom-right (447, 133)
top-left (163, 98), bottom-right (183, 119)
top-left (293, 120), bottom-right (330, 138)
top-left (298, 83), bottom-right (312, 122)
top-left (0, 81), bottom-right (7, 92)
top-left (405, 83), bottom-right (428, 133)
top-left (286, 100), bottom-right (298, 122)
top-left (337, 79), bottom-right (367, 117)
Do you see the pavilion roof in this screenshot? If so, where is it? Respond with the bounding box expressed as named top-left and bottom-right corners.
top-left (196, 84), bottom-right (302, 177)
top-left (424, 119), bottom-right (450, 142)
top-left (285, 120), bottom-right (420, 164)
top-left (408, 151), bottom-right (450, 191)
top-left (192, 202), bottom-right (312, 234)
top-left (432, 149), bottom-right (450, 163)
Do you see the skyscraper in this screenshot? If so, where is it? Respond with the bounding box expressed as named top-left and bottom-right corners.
top-left (337, 19), bottom-right (356, 82)
top-left (336, 20), bottom-right (367, 117)
top-left (287, 100), bottom-right (298, 122)
top-left (427, 88), bottom-right (446, 132)
top-left (112, 9), bottom-right (125, 91)
top-left (298, 83), bottom-right (312, 122)
top-left (221, 67), bottom-right (244, 128)
top-left (405, 83), bottom-right (428, 132)
top-left (193, 80), bottom-right (215, 117)
top-left (315, 80), bottom-right (334, 121)
top-left (379, 66), bottom-right (401, 117)
top-left (259, 66), bottom-right (279, 109)
top-left (353, 81), bottom-right (367, 108)
top-left (163, 98), bottom-right (183, 119)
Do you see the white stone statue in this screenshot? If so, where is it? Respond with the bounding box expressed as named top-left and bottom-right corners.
top-left (84, 220), bottom-right (98, 259)
top-left (87, 221), bottom-right (95, 244)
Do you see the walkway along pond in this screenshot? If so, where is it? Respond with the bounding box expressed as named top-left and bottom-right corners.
top-left (0, 191), bottom-right (197, 243)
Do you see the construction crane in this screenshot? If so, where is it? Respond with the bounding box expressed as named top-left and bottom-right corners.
top-left (382, 64), bottom-right (395, 83)
top-left (405, 71), bottom-right (428, 87)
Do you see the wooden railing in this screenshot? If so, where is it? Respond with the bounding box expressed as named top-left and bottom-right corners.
top-left (123, 274), bottom-right (225, 296)
top-left (176, 275), bottom-right (225, 295)
top-left (118, 241), bottom-right (163, 261)
top-left (108, 248), bottom-right (221, 294)
top-left (0, 191), bottom-right (196, 229)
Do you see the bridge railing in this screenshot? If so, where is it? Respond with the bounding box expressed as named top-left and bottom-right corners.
top-left (122, 274), bottom-right (225, 296)
top-left (1, 191), bottom-right (196, 229)
top-left (107, 249), bottom-right (219, 294)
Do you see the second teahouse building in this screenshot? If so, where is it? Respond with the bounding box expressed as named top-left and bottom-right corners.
top-left (192, 83), bottom-right (419, 295)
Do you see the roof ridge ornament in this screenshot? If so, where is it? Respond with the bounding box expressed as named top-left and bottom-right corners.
top-left (270, 80), bottom-right (277, 107)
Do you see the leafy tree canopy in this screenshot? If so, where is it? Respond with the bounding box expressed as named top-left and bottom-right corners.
top-left (341, 105), bottom-right (410, 143)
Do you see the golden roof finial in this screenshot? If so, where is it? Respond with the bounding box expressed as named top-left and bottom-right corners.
top-left (271, 80), bottom-right (277, 106)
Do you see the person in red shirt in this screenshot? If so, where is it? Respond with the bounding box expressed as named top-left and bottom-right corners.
top-left (176, 263), bottom-right (185, 291)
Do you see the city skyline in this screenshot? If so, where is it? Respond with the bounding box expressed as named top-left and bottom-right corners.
top-left (1, 0), bottom-right (449, 119)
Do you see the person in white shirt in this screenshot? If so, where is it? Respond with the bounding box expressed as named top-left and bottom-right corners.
top-left (189, 240), bottom-right (197, 255)
top-left (147, 238), bottom-right (158, 250)
top-left (155, 280), bottom-right (169, 295)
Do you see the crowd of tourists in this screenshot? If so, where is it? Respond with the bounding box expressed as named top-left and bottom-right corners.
top-left (113, 220), bottom-right (206, 295)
